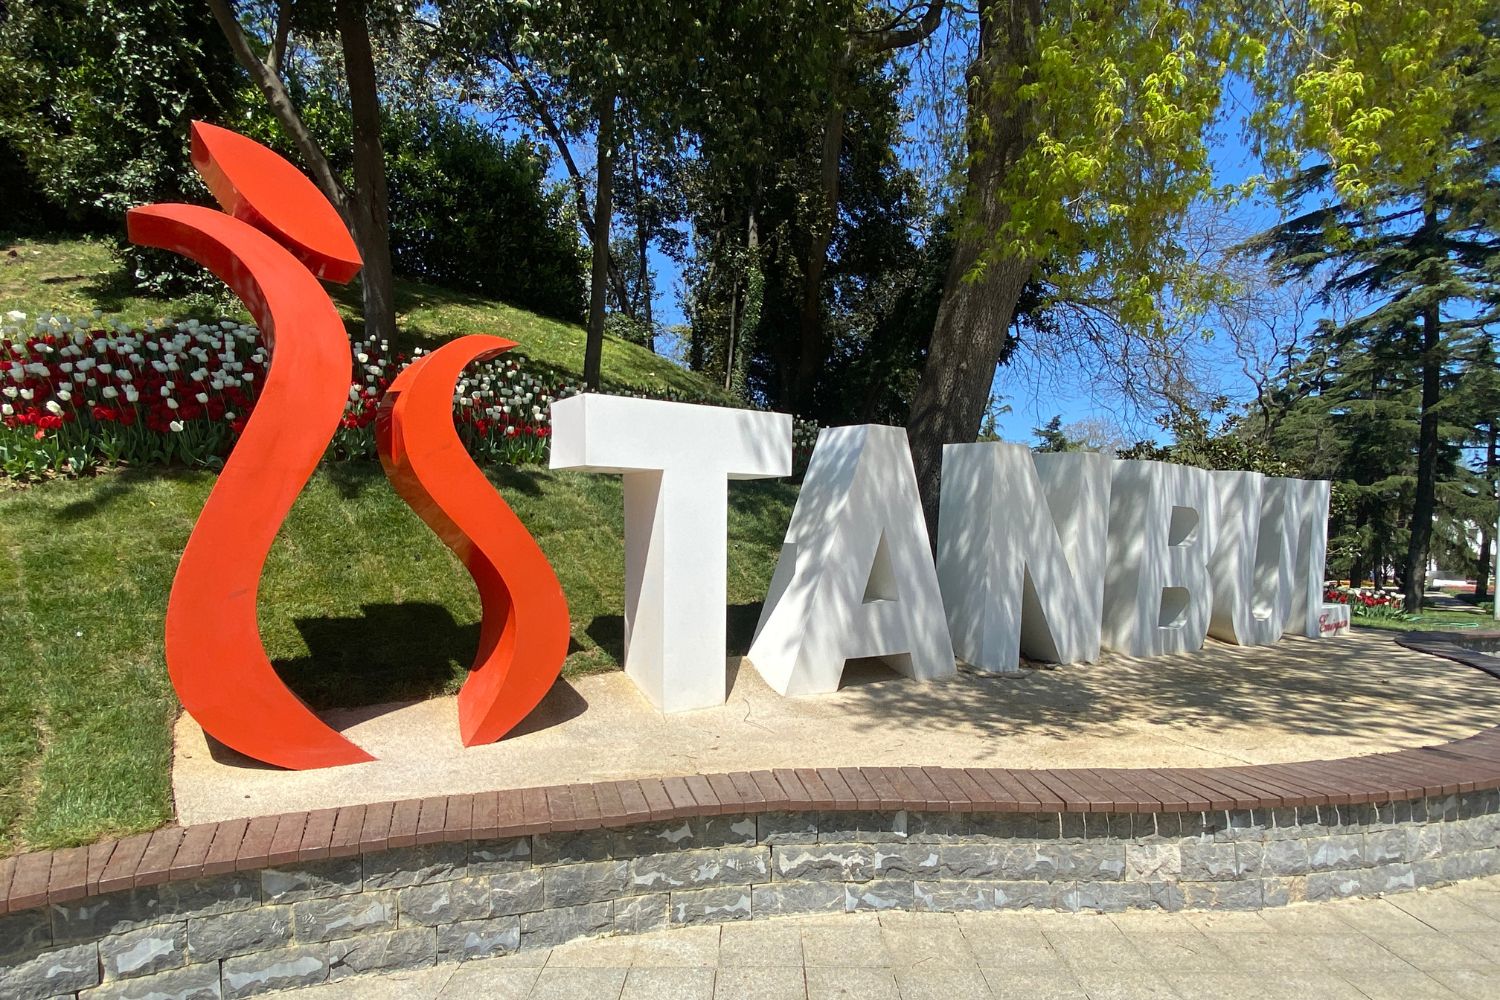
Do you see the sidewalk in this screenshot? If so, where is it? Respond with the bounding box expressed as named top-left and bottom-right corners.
top-left (288, 876), bottom-right (1500, 999)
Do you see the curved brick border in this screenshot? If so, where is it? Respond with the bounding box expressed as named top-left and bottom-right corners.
top-left (4, 640), bottom-right (1500, 997)
top-left (9, 734), bottom-right (1500, 918)
top-left (1396, 629), bottom-right (1500, 681)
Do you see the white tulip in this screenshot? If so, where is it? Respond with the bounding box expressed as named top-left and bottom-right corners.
top-left (169, 420), bottom-right (184, 432)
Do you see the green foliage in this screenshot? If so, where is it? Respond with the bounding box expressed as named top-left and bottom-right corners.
top-left (0, 0), bottom-right (243, 290)
top-left (1250, 0), bottom-right (1498, 205)
top-left (689, 60), bottom-right (934, 421)
top-left (384, 110), bottom-right (587, 323)
top-left (963, 1), bottom-right (1251, 336)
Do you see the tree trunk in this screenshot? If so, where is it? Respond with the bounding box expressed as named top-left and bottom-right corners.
top-left (633, 138), bottom-right (654, 350)
top-left (584, 87), bottom-right (616, 391)
top-left (1478, 423), bottom-right (1498, 601)
top-left (791, 94), bottom-right (846, 412)
top-left (335, 0), bottom-right (396, 344)
top-left (906, 0), bottom-right (1038, 536)
top-left (1403, 292), bottom-right (1443, 613)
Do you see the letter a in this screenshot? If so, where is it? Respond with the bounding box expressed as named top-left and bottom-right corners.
top-left (936, 443), bottom-right (1109, 673)
top-left (747, 425), bottom-right (954, 695)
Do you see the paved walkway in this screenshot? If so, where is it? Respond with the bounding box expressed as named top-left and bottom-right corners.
top-left (293, 877), bottom-right (1500, 999)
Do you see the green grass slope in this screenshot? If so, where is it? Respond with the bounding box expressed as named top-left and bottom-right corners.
top-left (0, 235), bottom-right (791, 854)
top-left (0, 234), bottom-right (730, 401)
top-left (0, 457), bottom-right (795, 855)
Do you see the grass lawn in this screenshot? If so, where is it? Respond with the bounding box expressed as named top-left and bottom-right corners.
top-left (0, 233), bottom-right (730, 402)
top-left (1352, 608), bottom-right (1498, 633)
top-left (1, 233), bottom-right (774, 854)
top-left (0, 465), bottom-right (797, 855)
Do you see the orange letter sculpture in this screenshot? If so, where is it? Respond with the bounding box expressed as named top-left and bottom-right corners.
top-left (377, 336), bottom-right (569, 746)
top-left (129, 123), bottom-right (566, 769)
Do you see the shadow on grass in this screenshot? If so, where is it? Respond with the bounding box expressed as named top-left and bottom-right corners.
top-left (585, 602), bottom-right (767, 664)
top-left (274, 602), bottom-right (475, 711)
top-left (52, 468), bottom-right (205, 522)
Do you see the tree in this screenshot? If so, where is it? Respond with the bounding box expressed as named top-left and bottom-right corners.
top-left (438, 1), bottom-right (725, 389)
top-left (1246, 1), bottom-right (1499, 609)
top-left (382, 110), bottom-right (586, 322)
top-left (0, 0), bottom-right (242, 282)
top-left (206, 0), bottom-right (400, 343)
top-left (686, 58), bottom-right (936, 420)
top-left (786, 2), bottom-right (946, 412)
top-left (904, 2), bottom-right (1248, 533)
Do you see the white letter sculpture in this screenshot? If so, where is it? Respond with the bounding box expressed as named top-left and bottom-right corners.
top-left (1274, 476), bottom-right (1332, 637)
top-left (549, 394), bottom-right (791, 712)
top-left (936, 443), bottom-right (1109, 672)
top-left (1207, 471), bottom-right (1292, 646)
top-left (1101, 460), bottom-right (1215, 656)
top-left (747, 425), bottom-right (955, 695)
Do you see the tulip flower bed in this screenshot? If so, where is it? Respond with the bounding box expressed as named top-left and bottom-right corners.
top-left (0, 311), bottom-right (579, 479)
top-left (1325, 583), bottom-right (1411, 622)
top-left (1, 311), bottom-right (821, 481)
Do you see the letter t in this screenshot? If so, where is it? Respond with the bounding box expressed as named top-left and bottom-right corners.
top-left (550, 395), bottom-right (792, 711)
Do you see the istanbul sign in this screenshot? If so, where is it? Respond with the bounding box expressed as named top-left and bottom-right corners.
top-left (135, 124), bottom-right (1335, 772)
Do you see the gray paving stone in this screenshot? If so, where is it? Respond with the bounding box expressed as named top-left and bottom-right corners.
top-left (435, 916), bottom-right (521, 962)
top-left (100, 921), bottom-right (186, 980)
top-left (1124, 843), bottom-right (1181, 881)
top-left (157, 876), bottom-right (262, 921)
top-left (80, 961), bottom-right (221, 1000)
top-left (965, 813), bottom-right (1045, 843)
top-left (1365, 828), bottom-right (1410, 866)
top-left (327, 926), bottom-right (436, 980)
top-left (532, 829), bottom-right (612, 866)
top-left (758, 812), bottom-right (821, 845)
top-left (361, 843), bottom-right (468, 890)
top-left (520, 902), bottom-right (613, 949)
top-left (544, 859), bottom-right (629, 907)
top-left (1180, 879), bottom-right (1264, 910)
top-left (1308, 835), bottom-right (1367, 872)
top-left (397, 876), bottom-right (493, 926)
top-left (186, 905), bottom-right (292, 963)
top-left (752, 881), bottom-right (846, 918)
top-left (490, 869), bottom-right (546, 915)
top-left (260, 859), bottom-right (361, 904)
top-left (671, 886), bottom-right (752, 925)
top-left (629, 846), bottom-right (769, 893)
top-left (0, 941), bottom-right (100, 999)
top-left (466, 837), bottom-right (532, 874)
top-left (773, 843), bottom-right (874, 881)
top-left (1180, 842), bottom-right (1245, 881)
top-left (914, 879), bottom-right (1057, 912)
top-left (869, 844), bottom-right (942, 878)
top-left (51, 891), bottom-right (168, 943)
top-left (221, 944), bottom-right (328, 999)
top-left (905, 813), bottom-right (968, 844)
top-left (844, 880), bottom-right (914, 912)
top-left (615, 893), bottom-right (671, 934)
top-left (291, 891), bottom-right (397, 943)
top-left (0, 908), bottom-right (52, 957)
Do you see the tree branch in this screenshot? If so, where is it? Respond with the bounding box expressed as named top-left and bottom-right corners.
top-left (205, 0), bottom-right (348, 212)
top-left (856, 0), bottom-right (946, 54)
top-left (270, 0), bottom-right (293, 77)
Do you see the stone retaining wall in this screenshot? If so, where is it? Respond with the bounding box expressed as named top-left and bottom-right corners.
top-left (5, 793), bottom-right (1499, 999)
